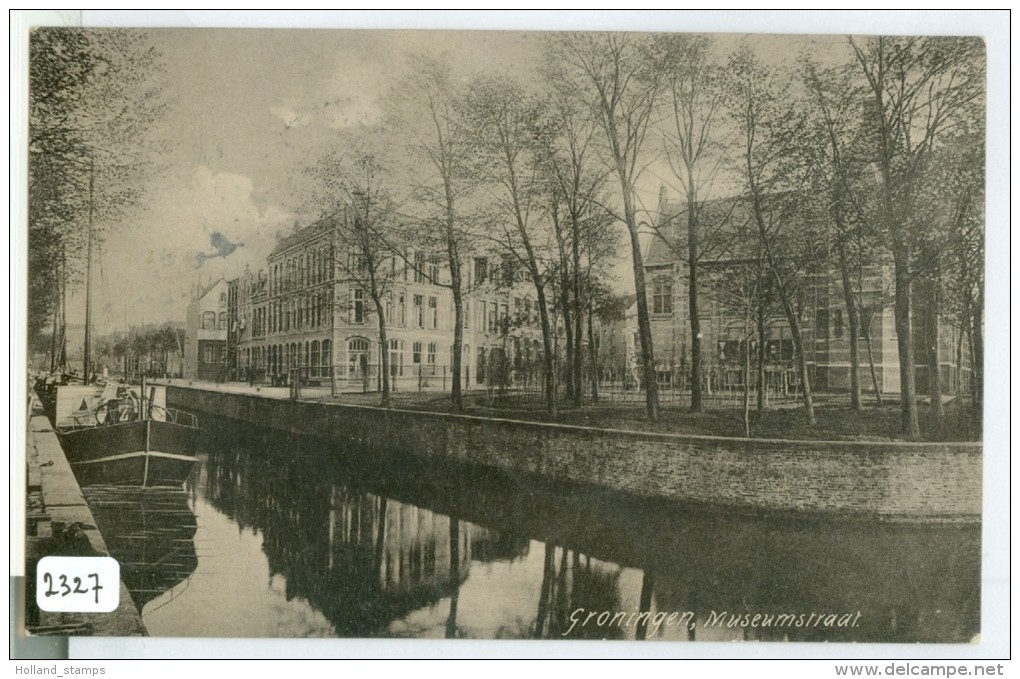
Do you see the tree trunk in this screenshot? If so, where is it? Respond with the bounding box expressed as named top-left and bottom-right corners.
top-left (893, 257), bottom-right (920, 438)
top-left (688, 200), bottom-right (703, 413)
top-left (622, 190), bottom-right (659, 421)
top-left (560, 281), bottom-right (575, 401)
top-left (836, 243), bottom-right (862, 411)
top-left (756, 300), bottom-right (767, 413)
top-left (864, 320), bottom-right (883, 406)
top-left (571, 216), bottom-right (584, 408)
top-left (374, 297), bottom-right (390, 407)
top-left (743, 306), bottom-right (752, 437)
top-left (925, 269), bottom-right (943, 423)
top-left (970, 285), bottom-right (983, 414)
top-left (536, 286), bottom-right (558, 417)
top-left (587, 305), bottom-right (599, 403)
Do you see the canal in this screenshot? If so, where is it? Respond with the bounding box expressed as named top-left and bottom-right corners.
top-left (81, 413), bottom-right (980, 643)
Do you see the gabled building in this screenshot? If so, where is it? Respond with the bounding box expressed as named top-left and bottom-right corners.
top-left (184, 278), bottom-right (228, 380)
top-left (645, 188), bottom-right (971, 397)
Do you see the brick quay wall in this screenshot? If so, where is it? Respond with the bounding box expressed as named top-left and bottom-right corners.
top-left (166, 385), bottom-right (981, 523)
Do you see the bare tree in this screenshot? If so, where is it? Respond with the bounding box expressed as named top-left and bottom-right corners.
top-left (547, 33), bottom-right (664, 421)
top-left (385, 53), bottom-right (474, 412)
top-left (847, 35), bottom-right (984, 438)
top-left (653, 33), bottom-right (734, 414)
top-left (726, 46), bottom-right (818, 425)
top-left (461, 74), bottom-right (559, 416)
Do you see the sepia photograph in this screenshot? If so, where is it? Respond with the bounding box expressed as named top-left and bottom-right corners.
top-left (14, 11), bottom-right (1004, 660)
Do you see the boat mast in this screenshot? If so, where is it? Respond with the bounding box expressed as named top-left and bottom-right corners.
top-left (83, 155), bottom-right (94, 385)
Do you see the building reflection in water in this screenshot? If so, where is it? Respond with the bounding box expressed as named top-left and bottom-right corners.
top-left (141, 413), bottom-right (981, 642)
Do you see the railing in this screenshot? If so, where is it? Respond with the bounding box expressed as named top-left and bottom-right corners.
top-left (62, 401), bottom-right (199, 431)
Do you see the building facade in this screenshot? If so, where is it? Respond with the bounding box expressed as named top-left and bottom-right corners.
top-left (184, 278), bottom-right (228, 381)
top-left (228, 215), bottom-right (543, 392)
top-left (644, 189), bottom-right (972, 397)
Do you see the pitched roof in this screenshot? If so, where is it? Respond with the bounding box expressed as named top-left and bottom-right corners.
top-left (270, 215), bottom-right (338, 257)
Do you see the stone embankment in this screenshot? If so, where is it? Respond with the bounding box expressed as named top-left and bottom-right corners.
top-left (167, 383), bottom-right (982, 523)
top-left (24, 411), bottom-right (147, 637)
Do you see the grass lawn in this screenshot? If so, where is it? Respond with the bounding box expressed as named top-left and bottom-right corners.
top-left (320, 390), bottom-right (981, 443)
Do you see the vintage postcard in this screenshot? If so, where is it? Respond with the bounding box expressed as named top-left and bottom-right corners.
top-left (15, 12), bottom-right (1006, 660)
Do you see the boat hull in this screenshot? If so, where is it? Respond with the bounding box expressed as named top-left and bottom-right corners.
top-left (57, 420), bottom-right (200, 488)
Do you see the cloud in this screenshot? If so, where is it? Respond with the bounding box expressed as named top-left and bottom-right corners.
top-left (90, 165), bottom-right (294, 330)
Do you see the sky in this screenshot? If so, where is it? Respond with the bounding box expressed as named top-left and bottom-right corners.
top-left (23, 12), bottom-right (999, 334)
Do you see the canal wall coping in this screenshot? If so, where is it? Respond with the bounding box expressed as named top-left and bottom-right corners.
top-left (27, 413), bottom-right (147, 637)
top-left (166, 384), bottom-right (982, 523)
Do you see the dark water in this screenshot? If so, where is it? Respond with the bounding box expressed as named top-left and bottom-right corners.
top-left (84, 414), bottom-right (980, 642)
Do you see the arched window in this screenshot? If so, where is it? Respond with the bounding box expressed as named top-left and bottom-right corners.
top-left (348, 337), bottom-right (370, 380)
top-left (203, 311), bottom-right (216, 330)
top-left (322, 340), bottom-right (331, 377)
top-left (219, 312), bottom-right (227, 330)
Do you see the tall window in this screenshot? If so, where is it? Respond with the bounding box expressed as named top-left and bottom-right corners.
top-left (428, 296), bottom-right (438, 329)
top-left (203, 311), bottom-right (216, 330)
top-left (351, 288), bottom-right (365, 324)
top-left (398, 290), bottom-right (406, 327)
top-left (414, 251), bottom-right (426, 283)
top-left (385, 291), bottom-right (393, 324)
top-left (427, 342), bottom-right (437, 366)
top-left (488, 303), bottom-right (497, 333)
top-left (388, 338), bottom-right (403, 377)
top-left (833, 308), bottom-right (844, 339)
top-left (477, 301), bottom-right (486, 332)
top-left (413, 294), bottom-right (424, 328)
top-left (412, 341), bottom-right (422, 365)
top-left (474, 257), bottom-right (488, 285)
top-left (428, 255), bottom-right (440, 284)
top-left (348, 338), bottom-right (369, 378)
top-left (653, 278), bottom-right (672, 315)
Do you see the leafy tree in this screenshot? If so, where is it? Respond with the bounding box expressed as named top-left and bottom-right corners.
top-left (29, 28), bottom-right (168, 368)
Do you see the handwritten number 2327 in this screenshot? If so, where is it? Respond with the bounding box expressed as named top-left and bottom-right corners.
top-left (42, 572), bottom-right (103, 604)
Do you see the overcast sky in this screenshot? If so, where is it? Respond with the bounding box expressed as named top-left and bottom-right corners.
top-left (25, 15), bottom-right (995, 333)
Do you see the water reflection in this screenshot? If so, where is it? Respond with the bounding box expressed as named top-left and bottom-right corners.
top-left (82, 486), bottom-right (198, 611)
top-left (122, 413), bottom-right (979, 642)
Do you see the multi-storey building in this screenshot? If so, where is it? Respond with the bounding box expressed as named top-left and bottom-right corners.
top-left (228, 213), bottom-right (542, 391)
top-left (644, 189), bottom-right (972, 396)
top-left (184, 278), bottom-right (228, 380)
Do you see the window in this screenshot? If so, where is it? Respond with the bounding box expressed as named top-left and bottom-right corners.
top-left (477, 301), bottom-right (486, 332)
top-left (219, 292), bottom-right (227, 304)
top-left (815, 308), bottom-right (829, 337)
top-left (412, 341), bottom-right (422, 364)
top-left (474, 257), bottom-right (488, 285)
top-left (218, 312), bottom-right (228, 330)
top-left (203, 311), bottom-right (216, 330)
top-left (351, 288), bottom-right (365, 324)
top-left (428, 296), bottom-right (438, 329)
top-left (833, 308), bottom-right (844, 339)
top-left (311, 340), bottom-right (320, 377)
top-left (428, 254), bottom-right (440, 284)
top-left (203, 345), bottom-right (214, 363)
top-left (385, 291), bottom-right (393, 324)
top-left (500, 304), bottom-right (508, 332)
top-left (388, 338), bottom-right (403, 377)
top-left (413, 294), bottom-right (424, 328)
top-left (348, 338), bottom-right (369, 378)
top-left (488, 303), bottom-right (497, 333)
top-left (322, 340), bottom-right (331, 374)
top-left (653, 278), bottom-right (672, 315)
top-left (398, 290), bottom-right (406, 327)
top-left (414, 251), bottom-right (426, 283)
top-left (427, 342), bottom-right (437, 366)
